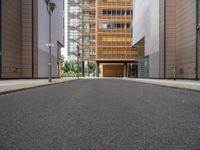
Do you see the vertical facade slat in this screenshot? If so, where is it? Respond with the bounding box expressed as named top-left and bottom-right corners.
top-left (0, 0), bottom-right (2, 78)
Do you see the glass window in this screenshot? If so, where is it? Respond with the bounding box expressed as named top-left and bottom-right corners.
top-left (103, 10), bottom-right (107, 15)
top-left (107, 10), bottom-right (112, 15)
top-left (127, 10), bottom-right (131, 15)
top-left (122, 10), bottom-right (126, 15)
top-left (112, 10), bottom-right (116, 15)
top-left (117, 10), bottom-right (121, 15)
top-left (127, 24), bottom-right (131, 29)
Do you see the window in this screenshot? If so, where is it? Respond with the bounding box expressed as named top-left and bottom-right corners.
top-left (100, 22), bottom-right (128, 30)
top-left (117, 24), bottom-right (121, 29)
top-left (127, 10), bottom-right (131, 15)
top-left (101, 9), bottom-right (128, 16)
top-left (126, 24), bottom-right (131, 29)
top-left (100, 22), bottom-right (111, 29)
top-left (122, 10), bottom-right (126, 15)
top-left (117, 10), bottom-right (121, 15)
top-left (112, 10), bottom-right (116, 15)
top-left (107, 10), bottom-right (112, 15)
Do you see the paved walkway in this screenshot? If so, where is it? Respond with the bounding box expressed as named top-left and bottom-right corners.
top-left (123, 78), bottom-right (200, 92)
top-left (82, 77), bottom-right (200, 92)
top-left (0, 77), bottom-right (200, 94)
top-left (0, 78), bottom-right (76, 94)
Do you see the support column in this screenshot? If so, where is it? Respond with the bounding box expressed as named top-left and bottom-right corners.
top-left (0, 0), bottom-right (2, 79)
top-left (81, 61), bottom-right (85, 77)
top-left (87, 61), bottom-right (90, 77)
top-left (123, 62), bottom-right (128, 78)
top-left (32, 0), bottom-right (34, 79)
top-left (96, 62), bottom-right (99, 77)
top-left (196, 0), bottom-right (199, 80)
top-left (164, 0), bottom-right (167, 79)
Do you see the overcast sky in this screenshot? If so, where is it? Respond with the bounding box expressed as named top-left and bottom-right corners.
top-left (61, 0), bottom-right (68, 61)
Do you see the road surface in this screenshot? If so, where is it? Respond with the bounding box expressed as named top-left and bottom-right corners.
top-left (0, 79), bottom-right (200, 150)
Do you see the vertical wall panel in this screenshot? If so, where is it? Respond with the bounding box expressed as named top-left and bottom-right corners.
top-left (21, 0), bottom-right (33, 78)
top-left (134, 0), bottom-right (196, 79)
top-left (166, 0), bottom-right (176, 78)
top-left (33, 0), bottom-right (38, 78)
top-left (176, 0), bottom-right (196, 79)
top-left (133, 0), bottom-right (160, 78)
top-left (159, 0), bottom-right (164, 78)
top-left (198, 0), bottom-right (200, 78)
top-left (0, 0), bottom-right (2, 78)
top-left (2, 0), bottom-right (22, 78)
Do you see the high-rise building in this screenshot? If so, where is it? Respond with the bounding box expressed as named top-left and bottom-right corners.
top-left (66, 0), bottom-right (141, 77)
top-left (132, 0), bottom-right (200, 79)
top-left (82, 0), bottom-right (142, 77)
top-left (67, 0), bottom-right (82, 61)
top-left (0, 0), bottom-right (64, 79)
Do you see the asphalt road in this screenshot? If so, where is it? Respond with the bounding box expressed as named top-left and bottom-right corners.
top-left (0, 79), bottom-right (200, 150)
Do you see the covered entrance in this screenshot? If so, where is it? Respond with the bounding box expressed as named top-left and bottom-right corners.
top-left (96, 61), bottom-right (138, 78)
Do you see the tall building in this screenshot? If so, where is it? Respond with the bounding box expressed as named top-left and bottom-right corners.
top-left (0, 0), bottom-right (64, 79)
top-left (66, 0), bottom-right (141, 77)
top-left (67, 0), bottom-right (82, 61)
top-left (132, 0), bottom-right (200, 79)
top-left (82, 0), bottom-right (142, 77)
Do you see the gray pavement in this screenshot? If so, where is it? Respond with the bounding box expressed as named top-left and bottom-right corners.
top-left (0, 79), bottom-right (200, 150)
top-left (1, 78), bottom-right (200, 94)
top-left (123, 78), bottom-right (200, 92)
top-left (0, 78), bottom-right (76, 94)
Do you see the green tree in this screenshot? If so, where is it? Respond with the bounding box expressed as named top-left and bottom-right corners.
top-left (88, 62), bottom-right (95, 74)
top-left (63, 61), bottom-right (70, 73)
top-left (62, 60), bottom-right (81, 77)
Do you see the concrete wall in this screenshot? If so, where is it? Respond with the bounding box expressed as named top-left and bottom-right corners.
top-left (149, 51), bottom-right (160, 77)
top-left (133, 0), bottom-right (197, 79)
top-left (166, 0), bottom-right (176, 78)
top-left (33, 0), bottom-right (39, 78)
top-left (133, 0), bottom-right (160, 78)
top-left (2, 0), bottom-right (38, 79)
top-left (159, 0), bottom-right (164, 78)
top-left (37, 0), bottom-right (64, 78)
top-left (159, 0), bottom-right (176, 78)
top-left (133, 0), bottom-right (159, 56)
top-left (198, 0), bottom-right (200, 78)
top-left (21, 0), bottom-right (33, 78)
top-left (176, 0), bottom-right (196, 79)
top-left (1, 0), bottom-right (22, 78)
top-left (1, 0), bottom-right (64, 79)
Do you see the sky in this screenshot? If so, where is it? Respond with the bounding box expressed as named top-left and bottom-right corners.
top-left (61, 0), bottom-right (68, 61)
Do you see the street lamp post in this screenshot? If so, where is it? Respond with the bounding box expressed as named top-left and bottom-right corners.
top-left (45, 0), bottom-right (56, 82)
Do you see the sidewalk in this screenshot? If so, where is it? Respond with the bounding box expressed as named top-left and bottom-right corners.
top-left (0, 78), bottom-right (77, 95)
top-left (123, 78), bottom-right (200, 92)
top-left (1, 78), bottom-right (199, 94)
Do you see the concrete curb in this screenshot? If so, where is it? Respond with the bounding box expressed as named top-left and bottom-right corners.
top-left (0, 79), bottom-right (77, 95)
top-left (79, 77), bottom-right (200, 92)
top-left (121, 78), bottom-right (200, 92)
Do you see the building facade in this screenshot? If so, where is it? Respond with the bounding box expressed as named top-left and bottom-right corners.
top-left (67, 0), bottom-right (81, 61)
top-left (81, 0), bottom-right (142, 77)
top-left (0, 0), bottom-right (64, 79)
top-left (133, 0), bottom-right (200, 79)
